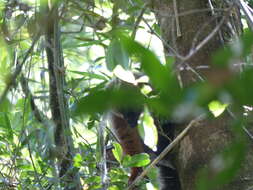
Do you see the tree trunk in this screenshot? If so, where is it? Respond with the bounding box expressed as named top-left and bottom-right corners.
top-left (44, 1), bottom-right (81, 189)
top-left (152, 0), bottom-right (253, 189)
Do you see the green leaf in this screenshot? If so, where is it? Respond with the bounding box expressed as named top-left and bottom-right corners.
top-left (130, 153), bottom-right (150, 167)
top-left (73, 153), bottom-right (83, 168)
top-left (0, 113), bottom-right (13, 141)
top-left (14, 14), bottom-right (26, 30)
top-left (73, 89), bottom-right (111, 115)
top-left (73, 85), bottom-right (145, 116)
top-left (0, 98), bottom-right (11, 113)
top-left (109, 185), bottom-right (120, 190)
top-left (85, 175), bottom-right (101, 184)
top-left (152, 23), bottom-right (161, 36)
top-left (106, 38), bottom-right (129, 71)
top-left (112, 142), bottom-right (123, 163)
top-left (120, 35), bottom-right (172, 92)
top-left (147, 168), bottom-right (159, 189)
top-left (122, 154), bottom-right (131, 167)
top-left (122, 153), bottom-right (150, 167)
top-left (138, 109), bottom-right (158, 149)
top-left (240, 29), bottom-right (253, 57)
top-left (208, 100), bottom-right (228, 117)
top-left (0, 38), bottom-right (10, 89)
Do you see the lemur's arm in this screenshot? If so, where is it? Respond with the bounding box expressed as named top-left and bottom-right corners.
top-left (109, 111), bottom-right (144, 184)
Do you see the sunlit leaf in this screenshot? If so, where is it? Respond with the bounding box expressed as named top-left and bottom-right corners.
top-left (112, 142), bottom-right (123, 163)
top-left (113, 65), bottom-right (136, 84)
top-left (73, 153), bottom-right (83, 168)
top-left (208, 100), bottom-right (228, 117)
top-left (138, 109), bottom-right (158, 150)
top-left (130, 153), bottom-right (150, 167)
top-left (122, 153), bottom-right (150, 167)
top-left (120, 35), bottom-right (172, 92)
top-left (106, 38), bottom-right (129, 71)
top-left (140, 84), bottom-right (152, 95)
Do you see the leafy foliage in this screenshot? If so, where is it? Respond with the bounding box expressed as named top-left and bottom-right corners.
top-left (0, 0), bottom-right (252, 190)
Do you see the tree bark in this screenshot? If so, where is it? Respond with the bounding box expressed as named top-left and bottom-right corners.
top-left (44, 1), bottom-right (81, 189)
top-left (152, 0), bottom-right (253, 189)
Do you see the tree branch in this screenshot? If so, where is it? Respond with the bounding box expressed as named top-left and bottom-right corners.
top-left (127, 114), bottom-right (205, 190)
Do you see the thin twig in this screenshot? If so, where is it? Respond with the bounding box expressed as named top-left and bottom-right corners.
top-left (243, 127), bottom-right (253, 140)
top-left (20, 75), bottom-right (53, 130)
top-left (190, 15), bottom-right (219, 51)
top-left (182, 14), bottom-right (227, 62)
top-left (227, 108), bottom-right (253, 141)
top-left (173, 0), bottom-right (181, 37)
top-left (27, 141), bottom-right (45, 189)
top-left (185, 64), bottom-right (205, 82)
top-left (131, 2), bottom-right (149, 39)
top-left (142, 18), bottom-right (184, 59)
top-left (20, 75), bottom-right (42, 122)
top-left (208, 0), bottom-right (215, 15)
top-left (127, 114), bottom-right (205, 190)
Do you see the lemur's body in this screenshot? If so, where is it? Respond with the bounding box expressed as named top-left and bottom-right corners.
top-left (108, 78), bottom-right (181, 189)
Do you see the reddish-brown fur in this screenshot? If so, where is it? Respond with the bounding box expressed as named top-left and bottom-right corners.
top-left (110, 111), bottom-right (144, 184)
